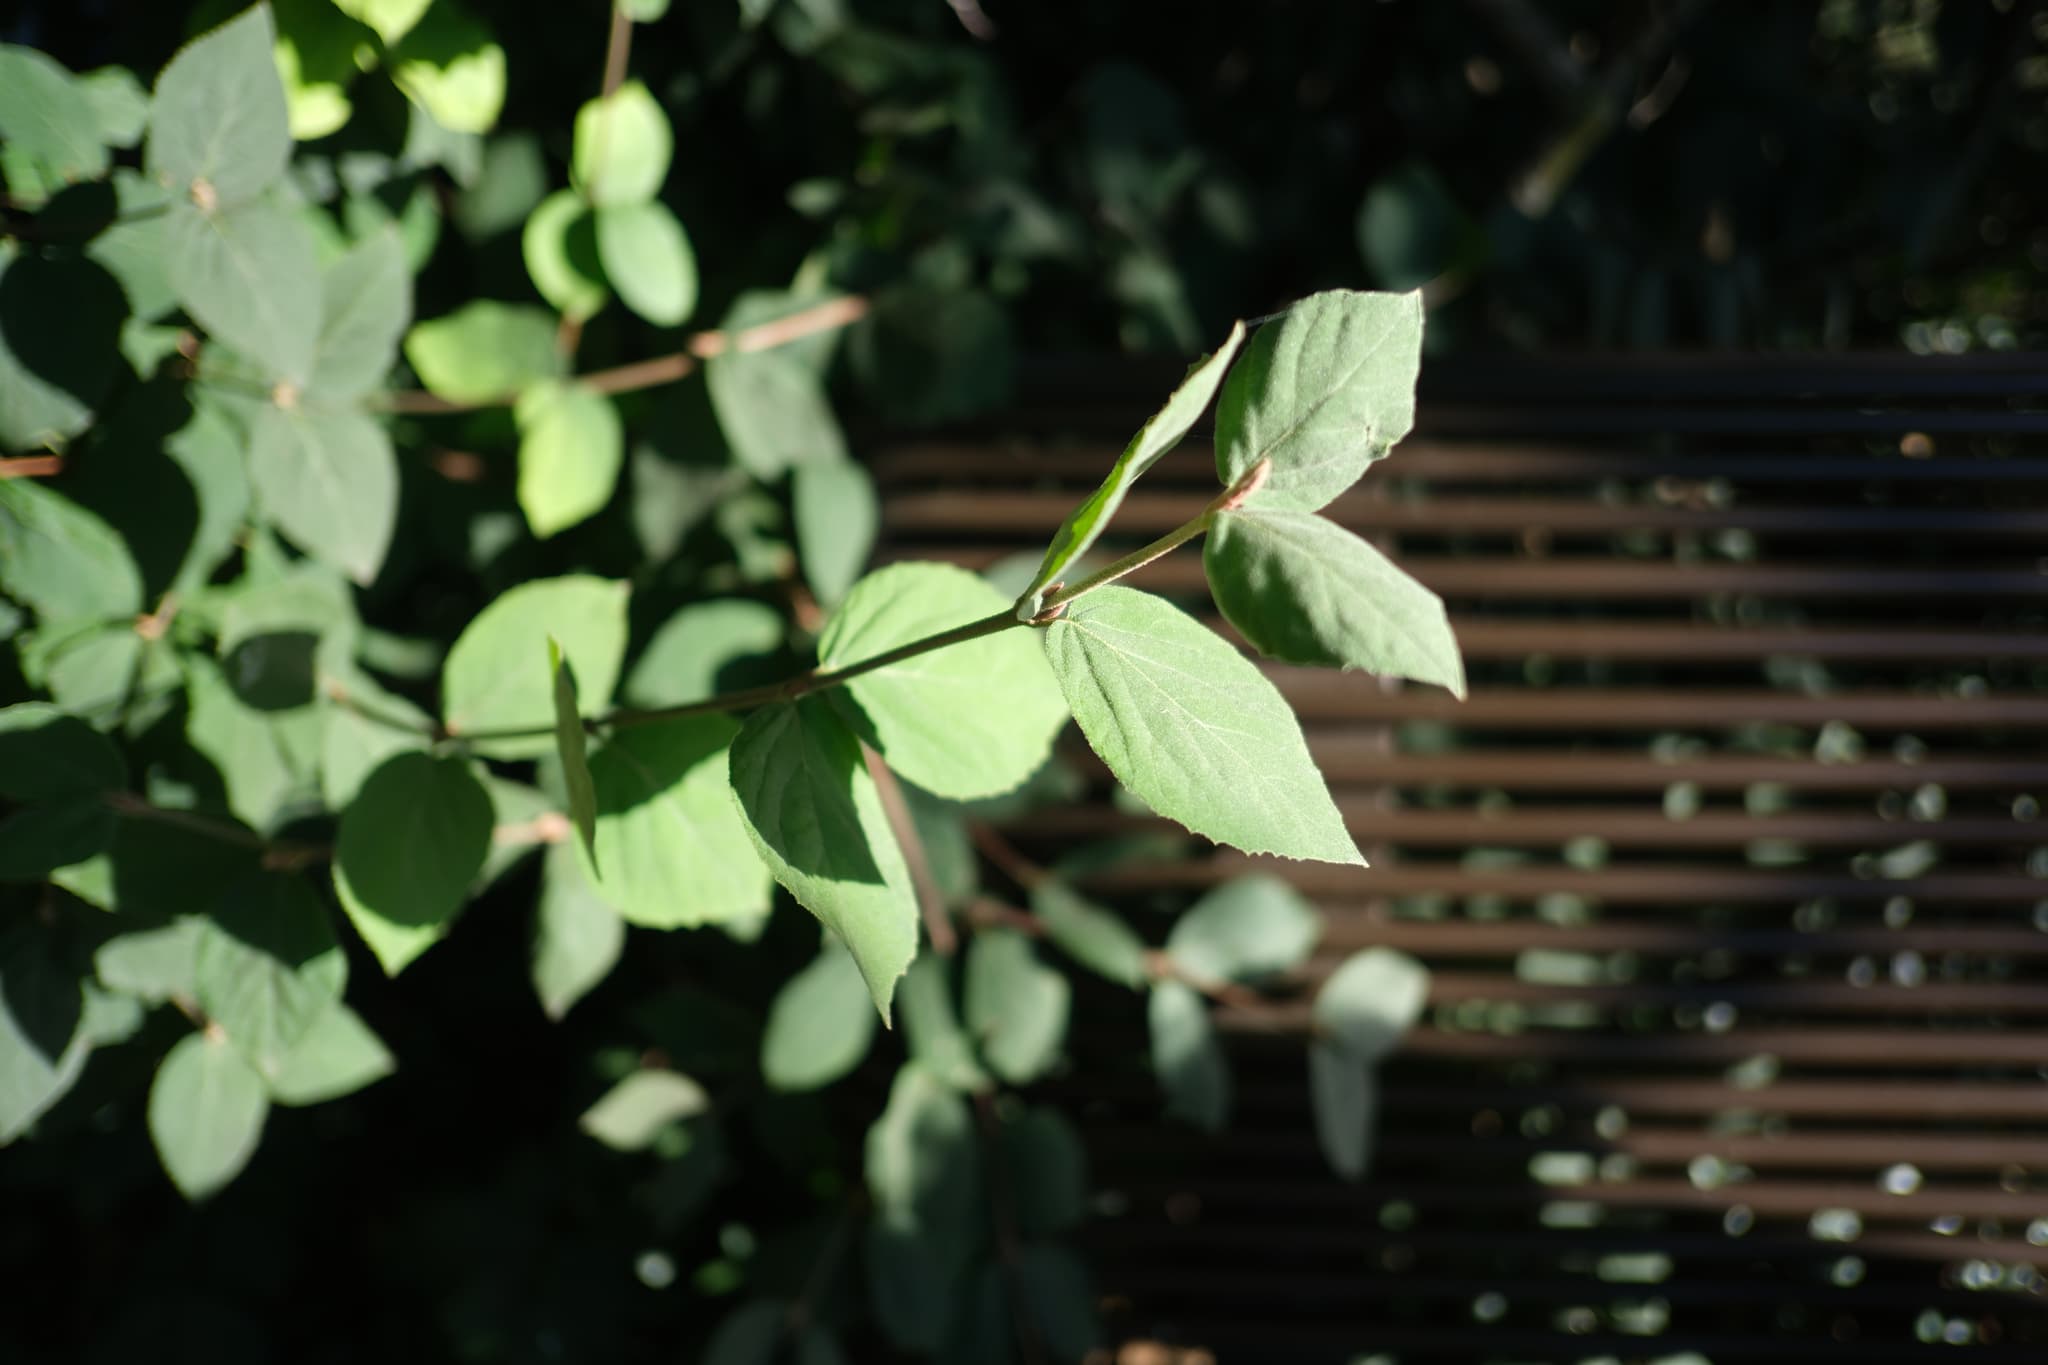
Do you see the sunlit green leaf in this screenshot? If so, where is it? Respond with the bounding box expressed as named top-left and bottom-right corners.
top-left (622, 599), bottom-right (784, 710)
top-left (265, 1000), bottom-right (394, 1105)
top-left (531, 841), bottom-right (623, 1020)
top-left (309, 227), bottom-right (411, 399)
top-left (403, 299), bottom-right (562, 405)
top-left (147, 1030), bottom-right (269, 1200)
top-left (146, 3), bottom-right (290, 202)
top-left (1313, 947), bottom-right (1429, 1063)
top-left (580, 1068), bottom-right (706, 1150)
top-left (169, 196), bottom-right (322, 385)
top-left (0, 46), bottom-right (110, 199)
top-left (389, 1), bottom-right (506, 134)
top-left (571, 79), bottom-right (671, 207)
top-left (1166, 874), bottom-right (1321, 984)
top-left (1041, 586), bottom-right (1361, 865)
top-left (516, 381), bottom-right (623, 539)
top-left (759, 937), bottom-right (876, 1092)
top-left (595, 199), bottom-right (697, 326)
top-left (332, 751), bottom-right (494, 975)
top-left (442, 575), bottom-right (629, 758)
top-left (248, 401), bottom-right (398, 586)
top-left (334, 0), bottom-right (431, 45)
top-left (521, 188), bottom-right (607, 320)
top-left (793, 460), bottom-right (877, 608)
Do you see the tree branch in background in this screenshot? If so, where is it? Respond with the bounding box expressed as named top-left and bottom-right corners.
top-left (864, 745), bottom-right (958, 957)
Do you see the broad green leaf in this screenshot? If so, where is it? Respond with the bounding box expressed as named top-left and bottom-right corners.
top-left (548, 638), bottom-right (598, 863)
top-left (1214, 289), bottom-right (1424, 512)
top-left (1148, 979), bottom-right (1227, 1132)
top-left (0, 481), bottom-right (143, 620)
top-left (1166, 875), bottom-right (1321, 985)
top-left (309, 227), bottom-right (411, 399)
top-left (0, 46), bottom-right (109, 198)
top-left (622, 599), bottom-right (784, 709)
top-left (706, 340), bottom-right (848, 478)
top-left (0, 703), bottom-right (127, 800)
top-left (1041, 586), bottom-right (1362, 865)
top-left (248, 401), bottom-right (399, 585)
top-left (169, 196), bottom-right (322, 386)
top-left (194, 872), bottom-right (346, 1074)
top-left (164, 389), bottom-right (254, 591)
top-left (0, 248), bottom-right (128, 452)
top-left (729, 700), bottom-right (918, 1020)
top-left (1313, 947), bottom-right (1429, 1063)
top-left (88, 172), bottom-right (180, 322)
top-left (332, 752), bottom-right (494, 975)
top-left (79, 68), bottom-right (148, 147)
top-left (759, 938), bottom-right (877, 1092)
top-left (897, 951), bottom-right (987, 1092)
top-left (579, 1068), bottom-right (707, 1150)
top-left (0, 799), bottom-right (115, 881)
top-left (531, 841), bottom-right (623, 1020)
top-left (94, 915), bottom-right (202, 1002)
top-left (334, 0), bottom-right (430, 44)
top-left (1016, 1244), bottom-right (1101, 1361)
top-left (389, 1), bottom-right (506, 134)
top-left (0, 927), bottom-right (88, 1143)
top-left (1308, 1041), bottom-right (1376, 1179)
top-left (1206, 508), bottom-right (1464, 695)
top-left (265, 1001), bottom-right (394, 1104)
top-left (403, 300), bottom-right (562, 405)
top-left (58, 809), bottom-right (260, 919)
top-left (794, 460), bottom-right (878, 607)
top-left (146, 3), bottom-right (291, 202)
top-left (1030, 881), bottom-right (1148, 989)
top-left (515, 381), bottom-right (624, 539)
top-left (1000, 1107), bottom-right (1088, 1236)
top-left (1021, 321), bottom-right (1244, 610)
top-left (521, 188), bottom-right (607, 320)
top-left (819, 563), bottom-right (1067, 801)
top-left (147, 1030), bottom-right (269, 1200)
top-left (865, 1062), bottom-right (980, 1244)
top-left (319, 672), bottom-right (430, 808)
top-left (586, 715), bottom-right (770, 928)
top-left (274, 0), bottom-right (372, 140)
top-left (962, 929), bottom-right (1069, 1086)
top-left (594, 199), bottom-right (698, 326)
top-left (442, 575), bottom-right (629, 758)
top-left (571, 79), bottom-right (671, 207)
top-left (702, 1300), bottom-right (784, 1365)
top-left (183, 658), bottom-right (313, 831)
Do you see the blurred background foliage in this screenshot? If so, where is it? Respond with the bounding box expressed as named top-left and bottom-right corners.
top-left (6, 0), bottom-right (2047, 1361)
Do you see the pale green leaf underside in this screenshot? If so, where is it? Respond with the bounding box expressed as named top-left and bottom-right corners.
top-left (759, 939), bottom-right (877, 1092)
top-left (1314, 947), bottom-right (1430, 1062)
top-left (1214, 289), bottom-right (1423, 512)
top-left (1165, 874), bottom-right (1322, 984)
top-left (1040, 586), bottom-right (1361, 866)
top-left (1023, 320), bottom-right (1245, 610)
top-left (530, 842), bottom-right (623, 1020)
top-left (248, 402), bottom-right (398, 587)
top-left (821, 563), bottom-right (1067, 801)
top-left (263, 1000), bottom-right (394, 1105)
top-left (728, 700), bottom-right (917, 1021)
top-left (147, 1031), bottom-right (269, 1200)
top-left (793, 460), bottom-right (878, 608)
top-left (579, 1068), bottom-right (707, 1151)
top-left (309, 227), bottom-right (411, 399)
top-left (169, 197), bottom-right (321, 387)
top-left (516, 381), bottom-right (624, 539)
top-left (1147, 979), bottom-right (1227, 1133)
top-left (585, 715), bottom-right (770, 929)
top-left (1308, 1040), bottom-right (1376, 1180)
top-left (1206, 507), bottom-right (1463, 695)
top-left (145, 3), bottom-right (290, 203)
top-left (595, 200), bottom-right (698, 327)
top-left (962, 929), bottom-right (1070, 1085)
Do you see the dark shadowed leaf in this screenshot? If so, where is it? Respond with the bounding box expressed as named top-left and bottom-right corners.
top-left (760, 937), bottom-right (877, 1092)
top-left (1148, 979), bottom-right (1227, 1133)
top-left (332, 752), bottom-right (494, 975)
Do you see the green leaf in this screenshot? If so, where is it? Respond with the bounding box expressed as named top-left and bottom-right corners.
top-left (579, 1068), bottom-right (707, 1151)
top-left (620, 0), bottom-right (672, 19)
top-left (164, 389), bottom-right (255, 591)
top-left (1000, 1106), bottom-right (1088, 1236)
top-left (80, 67), bottom-right (148, 146)
top-left (147, 1030), bottom-right (269, 1200)
top-left (1148, 979), bottom-right (1227, 1132)
top-left (0, 702), bottom-right (127, 800)
top-left (586, 715), bottom-right (770, 929)
top-left (0, 480), bottom-right (143, 620)
top-left (145, 3), bottom-right (291, 202)
top-left (1016, 1244), bottom-right (1101, 1361)
top-left (88, 173), bottom-right (179, 323)
top-left (182, 657), bottom-right (314, 832)
top-left (1308, 1041), bottom-right (1376, 1180)
top-left (94, 915), bottom-right (202, 1002)
top-left (0, 46), bottom-right (110, 197)
top-left (819, 563), bottom-right (1067, 801)
top-left (1030, 881), bottom-right (1147, 989)
top-left (594, 199), bottom-right (698, 327)
top-left (1022, 321), bottom-right (1244, 610)
top-left (571, 79), bottom-right (671, 207)
top-left (389, 1), bottom-right (506, 134)
top-left (897, 951), bottom-right (988, 1093)
top-left (702, 1300), bottom-right (784, 1365)
top-left (794, 460), bottom-right (878, 607)
top-left (1213, 289), bottom-right (1424, 512)
top-left (530, 841), bottom-right (623, 1020)
top-left (0, 248), bottom-right (128, 453)
top-left (1313, 947), bottom-right (1430, 1063)
top-left (1166, 875), bottom-right (1321, 985)
top-left (0, 927), bottom-right (88, 1143)
top-left (274, 0), bottom-right (371, 140)
top-left (706, 339), bottom-right (848, 479)
top-left (319, 672), bottom-right (430, 808)
top-left (729, 700), bottom-right (918, 1021)
top-left (169, 196), bottom-right (322, 385)
top-left (334, 0), bottom-right (431, 45)
top-left (1206, 508), bottom-right (1464, 695)
top-left (403, 299), bottom-right (562, 405)
top-left (332, 752), bottom-right (494, 975)
top-left (866, 1062), bottom-right (981, 1249)
top-left (0, 798), bottom-right (115, 881)
top-left (622, 599), bottom-right (784, 709)
top-left (309, 227), bottom-right (411, 399)
top-left (515, 381), bottom-right (624, 539)
top-left (265, 1001), bottom-right (394, 1105)
top-left (441, 574), bottom-right (629, 758)
top-left (962, 929), bottom-right (1069, 1086)
top-left (1040, 586), bottom-right (1362, 866)
top-left (759, 938), bottom-right (877, 1092)
top-left (194, 872), bottom-right (347, 1075)
top-left (248, 401), bottom-right (399, 586)
top-left (521, 188), bottom-right (607, 320)
top-left (548, 638), bottom-right (599, 864)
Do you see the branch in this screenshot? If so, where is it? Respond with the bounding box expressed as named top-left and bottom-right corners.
top-left (600, 2), bottom-right (634, 101)
top-left (864, 745), bottom-right (957, 957)
top-left (0, 455), bottom-right (63, 480)
top-left (376, 296), bottom-right (870, 416)
top-left (967, 823), bottom-right (1047, 892)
